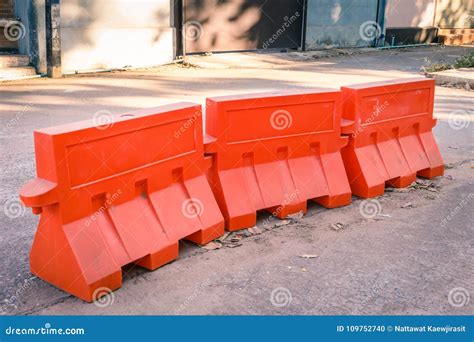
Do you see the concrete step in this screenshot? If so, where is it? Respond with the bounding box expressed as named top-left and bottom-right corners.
top-left (0, 54), bottom-right (29, 67)
top-left (0, 66), bottom-right (37, 80)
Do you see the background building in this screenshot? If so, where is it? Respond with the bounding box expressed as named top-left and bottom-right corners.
top-left (0, 0), bottom-right (472, 79)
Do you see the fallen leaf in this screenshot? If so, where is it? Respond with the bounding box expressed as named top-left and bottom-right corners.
top-left (274, 220), bottom-right (291, 227)
top-left (247, 226), bottom-right (263, 236)
top-left (202, 241), bottom-right (222, 250)
top-left (230, 235), bottom-right (243, 243)
top-left (287, 211), bottom-right (304, 220)
top-left (445, 163), bottom-right (455, 169)
top-left (216, 232), bottom-right (230, 242)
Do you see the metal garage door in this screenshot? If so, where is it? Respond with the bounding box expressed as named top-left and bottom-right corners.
top-left (183, 0), bottom-right (305, 53)
top-left (305, 0), bottom-right (380, 49)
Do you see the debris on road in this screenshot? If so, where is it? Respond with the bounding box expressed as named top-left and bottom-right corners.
top-left (288, 211), bottom-right (304, 221)
top-left (401, 202), bottom-right (414, 209)
top-left (246, 226), bottom-right (263, 236)
top-left (298, 254), bottom-right (319, 259)
top-left (409, 179), bottom-right (440, 192)
top-left (330, 223), bottom-right (345, 231)
top-left (274, 220), bottom-right (291, 228)
top-left (445, 163), bottom-right (455, 169)
top-left (202, 241), bottom-right (223, 250)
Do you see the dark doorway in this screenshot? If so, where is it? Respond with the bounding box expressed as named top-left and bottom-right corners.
top-left (183, 0), bottom-right (304, 53)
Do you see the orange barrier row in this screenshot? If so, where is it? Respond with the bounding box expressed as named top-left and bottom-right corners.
top-left (19, 78), bottom-right (444, 301)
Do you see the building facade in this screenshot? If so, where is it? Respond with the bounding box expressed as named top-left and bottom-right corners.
top-left (0, 0), bottom-right (472, 78)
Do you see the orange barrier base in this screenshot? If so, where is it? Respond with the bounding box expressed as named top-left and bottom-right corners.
top-left (341, 132), bottom-right (444, 198)
top-left (27, 176), bottom-right (223, 302)
top-left (210, 152), bottom-right (352, 231)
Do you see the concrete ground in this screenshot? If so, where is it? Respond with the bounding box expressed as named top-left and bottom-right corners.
top-left (0, 46), bottom-right (473, 315)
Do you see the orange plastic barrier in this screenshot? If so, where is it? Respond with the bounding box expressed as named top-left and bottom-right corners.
top-left (204, 89), bottom-right (352, 231)
top-left (19, 103), bottom-right (224, 301)
top-left (340, 78), bottom-right (444, 198)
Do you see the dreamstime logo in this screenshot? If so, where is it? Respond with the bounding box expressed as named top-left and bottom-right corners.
top-left (174, 109), bottom-right (201, 138)
top-left (181, 198), bottom-right (204, 219)
top-left (92, 287), bottom-right (114, 308)
top-left (359, 21), bottom-right (381, 42)
top-left (270, 110), bottom-right (292, 130)
top-left (3, 198), bottom-right (26, 219)
top-left (448, 110), bottom-right (471, 130)
top-left (0, 276), bottom-right (36, 314)
top-left (440, 193), bottom-right (473, 227)
top-left (4, 20), bottom-right (26, 41)
top-left (183, 20), bottom-right (203, 41)
top-left (270, 287), bottom-right (292, 307)
top-left (448, 287), bottom-right (470, 308)
top-left (352, 100), bottom-right (390, 138)
top-left (262, 189), bottom-right (300, 228)
top-left (85, 189), bottom-right (122, 227)
top-left (262, 12), bottom-right (301, 49)
top-left (359, 199), bottom-right (382, 219)
top-left (92, 110), bottom-right (114, 130)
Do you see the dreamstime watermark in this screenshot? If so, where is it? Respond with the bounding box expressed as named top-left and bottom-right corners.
top-left (181, 198), bottom-right (204, 219)
top-left (3, 198), bottom-right (26, 219)
top-left (3, 20), bottom-right (26, 41)
top-left (464, 15), bottom-right (473, 25)
top-left (352, 100), bottom-right (390, 138)
top-left (270, 287), bottom-right (292, 307)
top-left (270, 109), bottom-right (292, 130)
top-left (84, 189), bottom-right (122, 227)
top-left (5, 323), bottom-right (85, 336)
top-left (92, 110), bottom-right (115, 130)
top-left (440, 193), bottom-right (473, 227)
top-left (359, 21), bottom-right (382, 42)
top-left (183, 20), bottom-right (203, 41)
top-left (359, 199), bottom-right (382, 219)
top-left (92, 287), bottom-right (115, 308)
top-left (0, 276), bottom-right (36, 314)
top-left (174, 278), bottom-right (212, 314)
top-left (174, 109), bottom-right (201, 138)
top-left (262, 12), bottom-right (300, 49)
top-left (262, 190), bottom-right (300, 228)
top-left (448, 287), bottom-right (470, 308)
top-left (447, 109), bottom-right (471, 130)
top-left (5, 103), bottom-right (33, 131)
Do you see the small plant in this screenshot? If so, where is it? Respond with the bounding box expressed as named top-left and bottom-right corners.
top-left (423, 52), bottom-right (474, 73)
top-left (453, 52), bottom-right (474, 69)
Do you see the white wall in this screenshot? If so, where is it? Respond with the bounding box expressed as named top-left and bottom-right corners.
top-left (60, 0), bottom-right (175, 73)
top-left (385, 0), bottom-right (436, 28)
